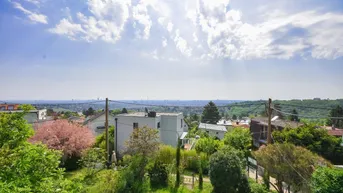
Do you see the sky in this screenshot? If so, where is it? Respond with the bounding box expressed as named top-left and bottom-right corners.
top-left (0, 0), bottom-right (343, 100)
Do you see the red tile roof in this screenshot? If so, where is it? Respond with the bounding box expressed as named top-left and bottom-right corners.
top-left (327, 129), bottom-right (343, 136)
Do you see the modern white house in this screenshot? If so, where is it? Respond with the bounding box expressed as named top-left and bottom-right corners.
top-left (114, 112), bottom-right (188, 152)
top-left (1, 109), bottom-right (47, 124)
top-left (83, 111), bottom-right (115, 135)
top-left (198, 123), bottom-right (227, 139)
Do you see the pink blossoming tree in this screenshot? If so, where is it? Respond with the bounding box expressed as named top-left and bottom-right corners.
top-left (30, 119), bottom-right (95, 170)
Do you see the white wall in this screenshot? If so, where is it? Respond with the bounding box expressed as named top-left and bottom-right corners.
top-left (199, 128), bottom-right (226, 139)
top-left (88, 114), bottom-right (115, 136)
top-left (160, 114), bottom-right (187, 147)
top-left (114, 115), bottom-right (160, 153)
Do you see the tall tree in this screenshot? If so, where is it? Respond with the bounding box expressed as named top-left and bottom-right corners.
top-left (288, 109), bottom-right (300, 122)
top-left (254, 143), bottom-right (328, 193)
top-left (201, 101), bottom-right (221, 124)
top-left (82, 107), bottom-right (95, 117)
top-left (223, 128), bottom-right (252, 155)
top-left (232, 114), bottom-right (237, 120)
top-left (121, 108), bottom-right (128, 114)
top-left (327, 105), bottom-right (343, 128)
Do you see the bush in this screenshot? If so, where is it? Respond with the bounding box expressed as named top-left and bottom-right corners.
top-left (249, 179), bottom-right (269, 193)
top-left (209, 148), bottom-right (247, 193)
top-left (311, 167), bottom-right (343, 193)
top-left (148, 161), bottom-right (168, 189)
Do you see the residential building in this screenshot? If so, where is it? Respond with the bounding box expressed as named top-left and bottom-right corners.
top-left (0, 109), bottom-right (47, 124)
top-left (114, 112), bottom-right (188, 152)
top-left (250, 117), bottom-right (301, 147)
top-left (83, 111), bottom-right (115, 135)
top-left (198, 123), bottom-right (227, 139)
top-left (0, 104), bottom-right (20, 110)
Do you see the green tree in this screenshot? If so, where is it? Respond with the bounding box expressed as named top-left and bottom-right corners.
top-left (195, 137), bottom-right (223, 155)
top-left (94, 126), bottom-right (115, 154)
top-left (121, 108), bottom-right (128, 113)
top-left (223, 128), bottom-right (252, 154)
top-left (311, 167), bottom-right (343, 193)
top-left (83, 107), bottom-right (95, 117)
top-left (273, 124), bottom-right (343, 164)
top-left (232, 114), bottom-right (237, 120)
top-left (327, 105), bottom-right (343, 128)
top-left (201, 101), bottom-right (221, 124)
top-left (254, 143), bottom-right (328, 193)
top-left (148, 161), bottom-right (168, 189)
top-left (288, 109), bottom-right (300, 122)
top-left (209, 147), bottom-right (249, 193)
top-left (176, 137), bottom-right (181, 188)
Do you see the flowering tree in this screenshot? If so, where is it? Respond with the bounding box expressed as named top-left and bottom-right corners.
top-left (30, 120), bottom-right (95, 170)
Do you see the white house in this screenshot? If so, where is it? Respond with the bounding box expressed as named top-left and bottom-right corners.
top-left (198, 123), bottom-right (227, 139)
top-left (114, 112), bottom-right (188, 152)
top-left (1, 109), bottom-right (47, 124)
top-left (83, 111), bottom-right (115, 135)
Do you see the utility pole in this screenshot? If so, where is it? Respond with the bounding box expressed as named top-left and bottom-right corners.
top-left (105, 98), bottom-right (110, 168)
top-left (267, 98), bottom-right (272, 144)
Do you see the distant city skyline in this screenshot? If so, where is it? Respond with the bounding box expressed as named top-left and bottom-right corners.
top-left (1, 0), bottom-right (343, 100)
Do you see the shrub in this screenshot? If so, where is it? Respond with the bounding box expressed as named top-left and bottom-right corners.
top-left (148, 161), bottom-right (168, 189)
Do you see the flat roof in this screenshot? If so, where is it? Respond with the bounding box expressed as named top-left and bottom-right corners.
top-left (116, 112), bottom-right (182, 117)
top-left (199, 123), bottom-right (227, 132)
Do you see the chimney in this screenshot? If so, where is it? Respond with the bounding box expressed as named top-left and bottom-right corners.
top-left (236, 121), bottom-right (239, 125)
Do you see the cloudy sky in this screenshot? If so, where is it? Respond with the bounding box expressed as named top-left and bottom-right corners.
top-left (1, 0), bottom-right (343, 100)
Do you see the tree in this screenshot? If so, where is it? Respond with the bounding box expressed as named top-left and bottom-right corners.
top-left (209, 147), bottom-right (249, 193)
top-left (201, 101), bottom-right (221, 124)
top-left (82, 107), bottom-right (95, 117)
top-left (288, 109), bottom-right (300, 122)
top-left (30, 120), bottom-right (95, 170)
top-left (254, 143), bottom-right (328, 193)
top-left (94, 126), bottom-right (115, 154)
top-left (273, 124), bottom-right (343, 164)
top-left (148, 161), bottom-right (168, 189)
top-left (311, 167), bottom-right (343, 193)
top-left (121, 108), bottom-right (128, 114)
top-left (47, 108), bottom-right (54, 116)
top-left (327, 105), bottom-right (343, 128)
top-left (195, 137), bottom-right (223, 155)
top-left (0, 107), bottom-right (76, 192)
top-left (232, 114), bottom-right (237, 120)
top-left (223, 128), bottom-right (252, 154)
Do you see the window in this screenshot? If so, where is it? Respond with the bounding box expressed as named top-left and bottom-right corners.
top-left (216, 132), bottom-right (219, 135)
top-left (157, 122), bottom-right (160, 128)
top-left (181, 119), bottom-right (183, 128)
top-left (0, 106), bottom-right (5, 110)
top-left (133, 122), bottom-right (138, 129)
top-left (7, 105), bottom-right (14, 110)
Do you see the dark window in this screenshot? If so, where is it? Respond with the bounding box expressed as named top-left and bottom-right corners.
top-left (133, 122), bottom-right (138, 129)
top-left (0, 106), bottom-right (5, 110)
top-left (7, 105), bottom-right (14, 110)
top-left (181, 119), bottom-right (183, 128)
top-left (216, 132), bottom-right (219, 135)
top-left (157, 122), bottom-right (160, 128)
top-left (97, 126), bottom-right (105, 130)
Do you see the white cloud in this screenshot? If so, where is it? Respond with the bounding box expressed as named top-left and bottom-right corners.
top-left (24, 0), bottom-right (40, 6)
top-left (12, 2), bottom-right (47, 24)
top-left (44, 0), bottom-right (343, 60)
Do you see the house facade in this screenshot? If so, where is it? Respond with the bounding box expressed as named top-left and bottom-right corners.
top-left (250, 117), bottom-right (301, 147)
top-left (0, 109), bottom-right (47, 124)
top-left (83, 112), bottom-right (115, 135)
top-left (114, 112), bottom-right (188, 152)
top-left (198, 123), bottom-right (227, 139)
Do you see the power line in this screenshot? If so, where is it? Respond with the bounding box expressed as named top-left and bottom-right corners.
top-left (272, 108), bottom-right (343, 119)
top-left (274, 103), bottom-right (333, 110)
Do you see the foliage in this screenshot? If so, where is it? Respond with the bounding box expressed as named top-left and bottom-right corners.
top-left (195, 137), bottom-right (223, 155)
top-left (327, 105), bottom-right (343, 128)
top-left (111, 109), bottom-right (122, 116)
top-left (79, 148), bottom-right (106, 175)
top-left (311, 167), bottom-right (343, 193)
top-left (273, 124), bottom-right (343, 164)
top-left (176, 138), bottom-right (181, 188)
top-left (0, 111), bottom-right (34, 149)
top-left (125, 126), bottom-right (160, 157)
top-left (201, 101), bottom-right (221, 124)
top-left (94, 126), bottom-right (115, 153)
top-left (122, 108), bottom-right (128, 113)
top-left (30, 120), bottom-right (95, 170)
top-left (82, 107), bottom-right (95, 117)
top-left (249, 179), bottom-right (270, 193)
top-left (288, 109), bottom-right (300, 122)
top-left (254, 143), bottom-right (328, 193)
top-left (148, 161), bottom-right (169, 189)
top-left (232, 114), bottom-right (237, 120)
top-left (209, 147), bottom-right (248, 193)
top-left (223, 128), bottom-right (252, 154)
top-left (62, 111), bottom-right (79, 119)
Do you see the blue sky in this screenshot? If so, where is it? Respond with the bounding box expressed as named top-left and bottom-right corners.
top-left (1, 0), bottom-right (343, 100)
